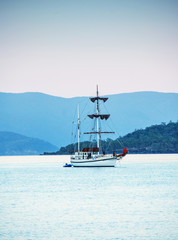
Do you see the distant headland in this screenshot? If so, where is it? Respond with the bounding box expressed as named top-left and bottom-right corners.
top-left (45, 121), bottom-right (178, 155)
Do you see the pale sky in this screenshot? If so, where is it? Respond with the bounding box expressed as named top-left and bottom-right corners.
top-left (0, 0), bottom-right (178, 97)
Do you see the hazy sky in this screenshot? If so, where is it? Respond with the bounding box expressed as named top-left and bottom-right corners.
top-left (0, 0), bottom-right (178, 97)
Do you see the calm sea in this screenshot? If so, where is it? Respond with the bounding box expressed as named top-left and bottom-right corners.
top-left (0, 154), bottom-right (178, 240)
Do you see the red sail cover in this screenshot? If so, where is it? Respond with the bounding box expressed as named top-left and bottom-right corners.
top-left (88, 114), bottom-right (110, 120)
top-left (117, 148), bottom-right (128, 157)
top-left (90, 97), bottom-right (108, 103)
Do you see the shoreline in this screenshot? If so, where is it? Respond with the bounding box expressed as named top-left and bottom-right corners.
top-left (0, 155), bottom-right (70, 164)
top-left (0, 154), bottom-right (177, 164)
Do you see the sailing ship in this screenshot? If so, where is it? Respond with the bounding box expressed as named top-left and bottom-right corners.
top-left (70, 86), bottom-right (128, 167)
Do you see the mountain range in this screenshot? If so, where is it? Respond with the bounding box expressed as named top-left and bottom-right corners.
top-left (0, 131), bottom-right (58, 156)
top-left (0, 91), bottom-right (178, 148)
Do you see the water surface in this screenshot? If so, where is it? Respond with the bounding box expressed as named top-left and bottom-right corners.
top-left (0, 155), bottom-right (178, 240)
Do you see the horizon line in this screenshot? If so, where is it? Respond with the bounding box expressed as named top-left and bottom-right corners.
top-left (0, 90), bottom-right (178, 99)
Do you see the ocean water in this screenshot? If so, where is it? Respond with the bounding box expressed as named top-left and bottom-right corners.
top-left (0, 155), bottom-right (178, 240)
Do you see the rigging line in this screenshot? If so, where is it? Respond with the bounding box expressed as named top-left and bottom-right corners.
top-left (72, 107), bottom-right (79, 145)
top-left (102, 99), bottom-right (110, 113)
top-left (71, 105), bottom-right (80, 147)
top-left (107, 122), bottom-right (125, 147)
top-left (103, 103), bottom-right (125, 147)
top-left (102, 136), bottom-right (115, 153)
top-left (72, 103), bottom-right (87, 146)
top-left (71, 121), bottom-right (76, 147)
top-left (103, 102), bottom-right (121, 134)
top-left (104, 124), bottom-right (125, 148)
top-left (104, 136), bottom-right (123, 153)
top-left (112, 125), bottom-right (125, 147)
top-left (98, 118), bottom-right (103, 153)
top-left (103, 105), bottom-right (120, 135)
top-left (105, 140), bottom-right (112, 153)
top-left (115, 137), bottom-right (125, 149)
top-left (80, 98), bottom-right (89, 120)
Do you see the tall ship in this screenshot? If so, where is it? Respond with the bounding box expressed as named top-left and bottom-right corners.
top-left (70, 86), bottom-right (128, 167)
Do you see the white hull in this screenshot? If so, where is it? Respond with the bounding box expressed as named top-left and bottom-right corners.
top-left (71, 155), bottom-right (117, 167)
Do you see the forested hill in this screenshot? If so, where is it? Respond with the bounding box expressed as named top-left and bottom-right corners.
top-left (49, 122), bottom-right (178, 154)
top-left (113, 121), bottom-right (178, 153)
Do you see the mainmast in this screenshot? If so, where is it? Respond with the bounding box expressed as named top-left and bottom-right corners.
top-left (84, 85), bottom-right (114, 154)
top-left (96, 85), bottom-right (100, 153)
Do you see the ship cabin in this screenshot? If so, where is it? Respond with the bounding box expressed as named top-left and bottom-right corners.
top-left (71, 147), bottom-right (99, 160)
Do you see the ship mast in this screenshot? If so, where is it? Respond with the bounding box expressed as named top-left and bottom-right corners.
top-left (96, 85), bottom-right (100, 154)
top-left (77, 104), bottom-right (80, 152)
top-left (84, 85), bottom-right (114, 154)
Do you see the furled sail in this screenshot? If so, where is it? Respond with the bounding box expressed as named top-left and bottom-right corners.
top-left (90, 97), bottom-right (108, 103)
top-left (82, 147), bottom-right (99, 152)
top-left (88, 114), bottom-right (110, 120)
